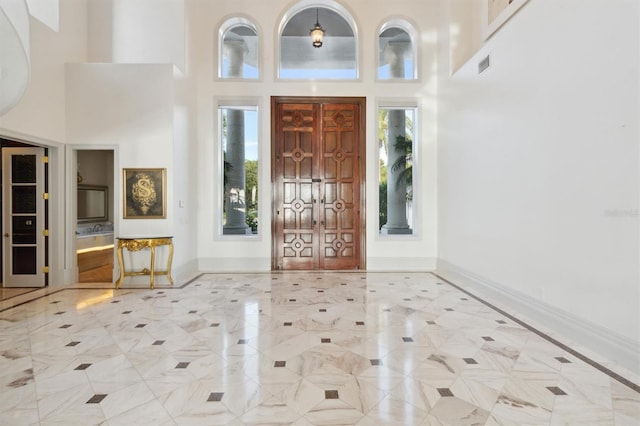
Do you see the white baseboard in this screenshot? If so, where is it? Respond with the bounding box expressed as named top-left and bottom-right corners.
top-left (437, 259), bottom-right (640, 377)
top-left (198, 257), bottom-right (271, 272)
top-left (366, 257), bottom-right (436, 271)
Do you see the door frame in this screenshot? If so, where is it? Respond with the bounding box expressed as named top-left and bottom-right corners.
top-left (270, 96), bottom-right (366, 270)
top-left (69, 145), bottom-right (118, 283)
top-left (1, 147), bottom-right (46, 287)
top-left (0, 133), bottom-right (65, 288)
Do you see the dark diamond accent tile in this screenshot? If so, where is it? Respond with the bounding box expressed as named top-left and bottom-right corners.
top-left (272, 277), bottom-right (278, 280)
top-left (208, 392), bottom-right (224, 402)
top-left (421, 290), bottom-right (429, 292)
top-left (66, 341), bottom-right (80, 347)
top-left (555, 357), bottom-right (572, 364)
top-left (402, 337), bottom-right (414, 343)
top-left (50, 301), bottom-right (60, 304)
top-left (347, 298), bottom-right (354, 301)
top-left (230, 299), bottom-right (238, 303)
top-left (75, 363), bottom-right (92, 370)
top-left (460, 298), bottom-right (468, 301)
top-left (210, 323), bottom-right (220, 327)
top-left (211, 291), bottom-right (218, 294)
top-left (122, 311), bottom-right (132, 314)
top-left (152, 340), bottom-right (165, 346)
top-left (86, 394), bottom-right (107, 404)
top-left (289, 299), bottom-right (296, 302)
top-left (135, 324), bottom-right (147, 328)
top-left (436, 282), bottom-right (443, 285)
top-left (325, 390), bottom-right (339, 399)
top-left (341, 283), bottom-right (347, 285)
top-left (496, 320), bottom-right (507, 324)
top-left (171, 300), bottom-right (179, 303)
top-left (445, 308), bottom-right (454, 311)
top-left (403, 298), bottom-right (411, 301)
top-left (111, 300), bottom-right (120, 304)
top-left (59, 324), bottom-right (72, 329)
top-left (383, 309), bottom-right (391, 312)
top-left (463, 358), bottom-right (478, 365)
top-left (284, 322), bottom-right (293, 326)
top-left (426, 321), bottom-right (436, 325)
top-left (370, 359), bottom-right (382, 366)
top-left (176, 362), bottom-right (190, 369)
top-left (55, 311), bottom-right (65, 315)
top-left (238, 339), bottom-right (248, 344)
top-left (321, 338), bottom-right (331, 343)
top-left (389, 283), bottom-right (395, 286)
top-left (317, 290), bottom-right (324, 293)
top-left (158, 291), bottom-right (165, 294)
top-left (189, 310), bottom-right (197, 314)
top-left (355, 321), bottom-right (365, 326)
top-left (547, 386), bottom-right (567, 396)
top-left (319, 309), bottom-right (327, 312)
top-left (482, 336), bottom-right (494, 341)
top-left (274, 361), bottom-right (286, 368)
top-left (437, 388), bottom-right (454, 397)
top-left (369, 290), bottom-right (376, 293)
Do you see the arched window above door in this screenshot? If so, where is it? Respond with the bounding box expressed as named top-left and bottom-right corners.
top-left (278, 1), bottom-right (358, 79)
top-left (218, 17), bottom-right (259, 79)
top-left (378, 19), bottom-right (418, 80)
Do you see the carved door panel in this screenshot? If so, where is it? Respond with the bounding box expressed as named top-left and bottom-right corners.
top-left (272, 98), bottom-right (364, 270)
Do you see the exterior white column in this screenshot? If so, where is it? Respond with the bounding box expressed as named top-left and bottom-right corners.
top-left (223, 40), bottom-right (252, 234)
top-left (381, 41), bottom-right (411, 235)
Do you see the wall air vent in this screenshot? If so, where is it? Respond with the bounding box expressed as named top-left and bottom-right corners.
top-left (478, 54), bottom-right (490, 74)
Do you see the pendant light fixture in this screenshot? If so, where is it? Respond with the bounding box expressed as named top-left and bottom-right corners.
top-left (309, 8), bottom-right (325, 48)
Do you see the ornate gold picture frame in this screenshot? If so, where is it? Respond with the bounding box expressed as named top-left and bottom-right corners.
top-left (123, 168), bottom-right (167, 219)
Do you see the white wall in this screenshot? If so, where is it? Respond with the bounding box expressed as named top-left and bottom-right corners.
top-left (191, 0), bottom-right (440, 271)
top-left (437, 0), bottom-right (639, 372)
top-left (66, 63), bottom-right (180, 277)
top-left (0, 0), bottom-right (87, 142)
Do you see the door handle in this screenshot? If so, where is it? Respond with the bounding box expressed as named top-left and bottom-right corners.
top-left (3, 233), bottom-right (8, 238)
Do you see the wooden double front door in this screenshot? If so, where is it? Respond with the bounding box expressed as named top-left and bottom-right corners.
top-left (271, 97), bottom-right (365, 270)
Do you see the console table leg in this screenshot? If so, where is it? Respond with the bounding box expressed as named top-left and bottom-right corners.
top-left (167, 242), bottom-right (174, 285)
top-left (116, 246), bottom-right (125, 289)
top-left (150, 246), bottom-right (156, 289)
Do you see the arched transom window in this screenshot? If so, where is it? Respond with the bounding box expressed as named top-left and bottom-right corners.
top-left (378, 19), bottom-right (417, 80)
top-left (219, 17), bottom-right (259, 79)
top-left (279, 1), bottom-right (358, 79)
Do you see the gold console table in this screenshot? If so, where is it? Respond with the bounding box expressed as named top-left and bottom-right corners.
top-left (115, 237), bottom-right (174, 289)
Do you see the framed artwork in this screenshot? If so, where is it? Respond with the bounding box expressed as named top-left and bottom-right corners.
top-left (123, 168), bottom-right (166, 219)
top-left (484, 0), bottom-right (530, 39)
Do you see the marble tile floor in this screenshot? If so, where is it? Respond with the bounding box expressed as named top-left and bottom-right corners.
top-left (0, 272), bottom-right (638, 425)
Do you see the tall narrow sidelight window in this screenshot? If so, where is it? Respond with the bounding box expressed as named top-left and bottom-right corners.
top-left (219, 105), bottom-right (259, 235)
top-left (219, 19), bottom-right (259, 79)
top-left (378, 20), bottom-right (417, 80)
top-left (378, 106), bottom-right (416, 235)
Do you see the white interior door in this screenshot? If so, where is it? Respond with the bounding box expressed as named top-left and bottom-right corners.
top-left (2, 147), bottom-right (46, 287)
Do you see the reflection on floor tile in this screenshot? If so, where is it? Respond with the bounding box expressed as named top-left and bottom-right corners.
top-left (0, 272), bottom-right (638, 425)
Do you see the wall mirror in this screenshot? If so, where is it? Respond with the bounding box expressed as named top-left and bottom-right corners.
top-left (77, 184), bottom-right (108, 223)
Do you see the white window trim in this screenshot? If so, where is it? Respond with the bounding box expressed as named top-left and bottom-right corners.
top-left (376, 17), bottom-right (419, 81)
top-left (214, 97), bottom-right (261, 239)
top-left (276, 0), bottom-right (360, 81)
top-left (217, 16), bottom-right (261, 81)
top-left (375, 99), bottom-right (421, 239)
